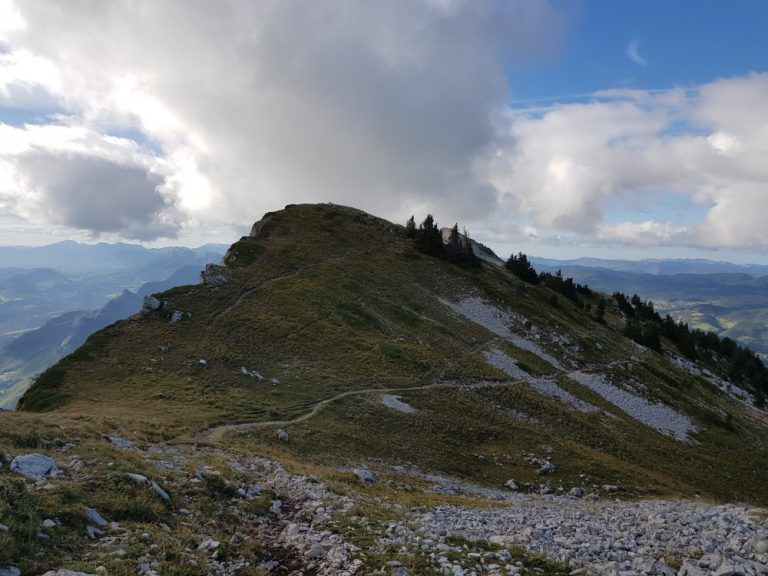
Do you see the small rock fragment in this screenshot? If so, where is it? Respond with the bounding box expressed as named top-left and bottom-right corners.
top-left (107, 436), bottom-right (133, 450)
top-left (504, 479), bottom-right (519, 491)
top-left (84, 507), bottom-right (109, 527)
top-left (354, 465), bottom-right (376, 484)
top-left (537, 462), bottom-right (556, 475)
top-left (150, 481), bottom-right (170, 503)
top-left (197, 538), bottom-right (220, 552)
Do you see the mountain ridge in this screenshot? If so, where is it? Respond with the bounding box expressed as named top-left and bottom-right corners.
top-left (2, 203), bottom-right (768, 575)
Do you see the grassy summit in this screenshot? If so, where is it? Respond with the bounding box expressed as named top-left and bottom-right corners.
top-left (12, 203), bottom-right (768, 504)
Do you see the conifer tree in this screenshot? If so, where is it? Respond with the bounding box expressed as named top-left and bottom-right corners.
top-left (415, 214), bottom-right (444, 257)
top-left (405, 215), bottom-right (416, 238)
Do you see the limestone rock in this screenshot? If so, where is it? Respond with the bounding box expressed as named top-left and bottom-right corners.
top-left (200, 264), bottom-right (233, 285)
top-left (354, 465), bottom-right (376, 484)
top-left (277, 429), bottom-right (290, 442)
top-left (537, 462), bottom-right (556, 475)
top-left (504, 479), bottom-right (519, 491)
top-left (84, 507), bottom-right (108, 527)
top-left (150, 481), bottom-right (170, 503)
top-left (141, 295), bottom-right (164, 313)
top-left (107, 436), bottom-right (133, 450)
top-left (10, 453), bottom-right (58, 480)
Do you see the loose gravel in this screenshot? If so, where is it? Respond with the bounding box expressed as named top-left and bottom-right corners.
top-left (568, 371), bottom-right (697, 441)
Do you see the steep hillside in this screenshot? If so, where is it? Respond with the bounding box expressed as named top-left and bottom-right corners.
top-left (0, 265), bottom-right (209, 409)
top-left (13, 203), bottom-right (768, 507)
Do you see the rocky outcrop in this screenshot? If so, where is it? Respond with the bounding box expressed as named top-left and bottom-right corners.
top-left (200, 263), bottom-right (233, 285)
top-left (140, 295), bottom-right (164, 313)
top-left (249, 213), bottom-right (276, 238)
top-left (439, 227), bottom-right (503, 265)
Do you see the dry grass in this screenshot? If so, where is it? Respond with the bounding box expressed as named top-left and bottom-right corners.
top-left (9, 202), bottom-right (768, 506)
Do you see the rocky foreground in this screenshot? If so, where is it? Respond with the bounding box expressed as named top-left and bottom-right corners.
top-left (1, 439), bottom-right (767, 576)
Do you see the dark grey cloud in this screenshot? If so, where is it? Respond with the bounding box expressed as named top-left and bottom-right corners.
top-left (15, 152), bottom-right (178, 240)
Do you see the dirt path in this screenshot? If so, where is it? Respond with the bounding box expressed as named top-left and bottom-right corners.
top-left (195, 375), bottom-right (523, 442)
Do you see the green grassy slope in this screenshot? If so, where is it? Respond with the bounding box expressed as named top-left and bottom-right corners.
top-left (11, 203), bottom-right (768, 504)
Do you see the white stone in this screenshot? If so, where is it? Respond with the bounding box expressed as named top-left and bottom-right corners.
top-left (381, 394), bottom-right (417, 414)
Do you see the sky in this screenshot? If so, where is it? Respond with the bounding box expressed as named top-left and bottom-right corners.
top-left (1, 0), bottom-right (767, 263)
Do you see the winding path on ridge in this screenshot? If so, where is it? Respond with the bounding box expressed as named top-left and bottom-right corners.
top-left (191, 289), bottom-right (655, 444)
top-left (192, 336), bottom-right (597, 443)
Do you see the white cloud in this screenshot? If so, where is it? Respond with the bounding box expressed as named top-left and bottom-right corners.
top-left (626, 38), bottom-right (648, 67)
top-left (0, 0), bottom-right (564, 241)
top-left (0, 123), bottom-right (182, 240)
top-left (597, 221), bottom-right (691, 246)
top-left (0, 1), bottom-right (767, 254)
top-left (485, 72), bottom-right (768, 250)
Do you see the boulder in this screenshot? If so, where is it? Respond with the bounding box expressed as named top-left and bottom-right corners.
top-left (84, 507), bottom-right (108, 527)
top-left (107, 436), bottom-right (133, 450)
top-left (354, 465), bottom-right (376, 484)
top-left (10, 453), bottom-right (58, 480)
top-left (150, 481), bottom-right (170, 503)
top-left (169, 310), bottom-right (184, 323)
top-left (237, 484), bottom-right (261, 499)
top-left (602, 484), bottom-right (619, 494)
top-left (569, 487), bottom-right (585, 498)
top-left (197, 538), bottom-right (220, 552)
top-left (200, 264), bottom-right (233, 286)
top-left (141, 295), bottom-right (163, 313)
top-left (537, 462), bottom-right (556, 475)
top-left (277, 429), bottom-right (290, 442)
top-left (504, 479), bottom-right (519, 491)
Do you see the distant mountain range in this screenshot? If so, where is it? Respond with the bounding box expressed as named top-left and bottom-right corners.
top-left (530, 256), bottom-right (768, 277)
top-left (0, 242), bottom-right (227, 345)
top-left (0, 240), bottom-right (229, 272)
top-left (0, 241), bottom-right (227, 407)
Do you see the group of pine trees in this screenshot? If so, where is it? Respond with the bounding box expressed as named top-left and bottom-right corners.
top-left (405, 215), bottom-right (480, 268)
top-left (613, 290), bottom-right (767, 405)
top-left (505, 252), bottom-right (593, 302)
top-left (405, 216), bottom-right (766, 403)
